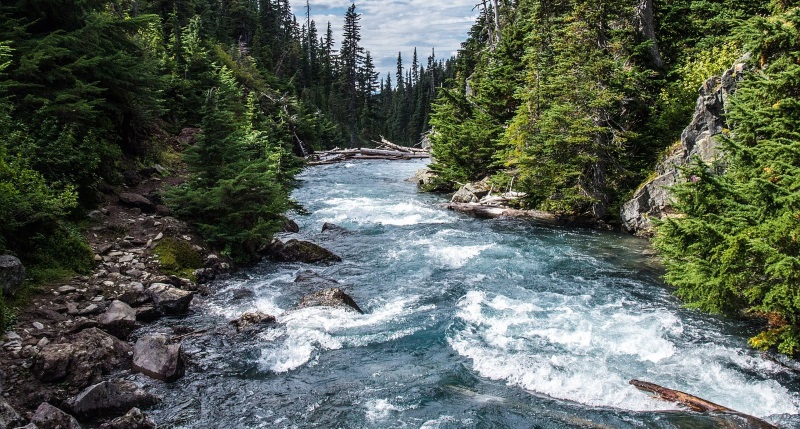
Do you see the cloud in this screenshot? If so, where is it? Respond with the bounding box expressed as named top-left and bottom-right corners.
top-left (295, 0), bottom-right (479, 79)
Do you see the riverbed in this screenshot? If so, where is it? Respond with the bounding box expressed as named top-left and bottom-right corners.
top-left (143, 160), bottom-right (800, 428)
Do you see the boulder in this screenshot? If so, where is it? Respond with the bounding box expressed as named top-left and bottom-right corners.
top-left (320, 223), bottom-right (348, 234)
top-left (98, 408), bottom-right (156, 429)
top-left (0, 255), bottom-right (25, 296)
top-left (280, 217), bottom-right (300, 233)
top-left (621, 55), bottom-right (750, 235)
top-left (230, 312), bottom-right (276, 332)
top-left (408, 168), bottom-right (440, 190)
top-left (67, 381), bottom-right (158, 420)
top-left (262, 239), bottom-right (341, 263)
top-left (134, 305), bottom-right (159, 322)
top-left (0, 397), bottom-right (24, 428)
top-left (293, 270), bottom-right (339, 288)
top-left (298, 288), bottom-right (363, 314)
top-left (451, 180), bottom-right (491, 204)
top-left (30, 403), bottom-right (81, 429)
top-left (132, 335), bottom-right (184, 381)
top-left (146, 283), bottom-right (193, 315)
top-left (118, 193), bottom-right (155, 213)
top-left (118, 283), bottom-right (150, 307)
top-left (32, 328), bottom-right (132, 389)
top-left (97, 301), bottom-right (137, 339)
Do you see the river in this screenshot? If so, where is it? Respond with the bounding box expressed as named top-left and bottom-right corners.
top-left (143, 160), bottom-right (800, 428)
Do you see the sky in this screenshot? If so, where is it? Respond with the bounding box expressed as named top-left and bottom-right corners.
top-left (293, 1), bottom-right (480, 81)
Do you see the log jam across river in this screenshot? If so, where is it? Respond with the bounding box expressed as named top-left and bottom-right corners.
top-left (144, 160), bottom-right (800, 428)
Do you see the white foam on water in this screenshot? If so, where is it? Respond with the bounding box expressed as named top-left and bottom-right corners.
top-left (449, 290), bottom-right (800, 417)
top-left (419, 415), bottom-right (473, 429)
top-left (314, 197), bottom-right (453, 226)
top-left (364, 399), bottom-right (417, 422)
top-left (259, 296), bottom-right (434, 373)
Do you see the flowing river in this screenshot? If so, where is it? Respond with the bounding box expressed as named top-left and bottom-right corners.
top-left (144, 160), bottom-right (800, 428)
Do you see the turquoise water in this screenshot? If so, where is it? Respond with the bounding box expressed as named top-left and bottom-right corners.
top-left (145, 160), bottom-right (800, 428)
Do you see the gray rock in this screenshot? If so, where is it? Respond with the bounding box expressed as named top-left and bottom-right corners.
top-left (298, 288), bottom-right (363, 314)
top-left (622, 56), bottom-right (750, 235)
top-left (14, 423), bottom-right (38, 428)
top-left (32, 328), bottom-right (132, 389)
top-left (67, 381), bottom-right (158, 420)
top-left (134, 305), bottom-right (159, 322)
top-left (118, 283), bottom-right (150, 307)
top-left (294, 270), bottom-right (339, 288)
top-left (0, 255), bottom-right (25, 296)
top-left (451, 180), bottom-right (491, 204)
top-left (98, 408), bottom-right (156, 429)
top-left (262, 239), bottom-right (342, 263)
top-left (0, 397), bottom-right (24, 428)
top-left (408, 168), bottom-right (440, 190)
top-left (132, 335), bottom-right (184, 381)
top-left (280, 217), bottom-right (300, 233)
top-left (118, 193), bottom-right (155, 212)
top-left (30, 403), bottom-right (80, 429)
top-left (97, 301), bottom-right (136, 339)
top-left (320, 223), bottom-right (348, 234)
top-left (146, 283), bottom-right (193, 315)
top-left (230, 312), bottom-right (276, 332)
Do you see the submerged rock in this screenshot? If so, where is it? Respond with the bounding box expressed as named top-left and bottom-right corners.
top-left (132, 335), bottom-right (184, 381)
top-left (298, 288), bottom-right (363, 314)
top-left (262, 239), bottom-right (342, 263)
top-left (230, 312), bottom-right (276, 332)
top-left (30, 402), bottom-right (81, 429)
top-left (280, 217), bottom-right (300, 233)
top-left (98, 407), bottom-right (156, 429)
top-left (0, 255), bottom-right (25, 296)
top-left (320, 223), bottom-right (348, 234)
top-left (293, 270), bottom-right (339, 287)
top-left (67, 381), bottom-right (158, 420)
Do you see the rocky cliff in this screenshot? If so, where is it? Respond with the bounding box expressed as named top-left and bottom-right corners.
top-left (621, 55), bottom-right (750, 235)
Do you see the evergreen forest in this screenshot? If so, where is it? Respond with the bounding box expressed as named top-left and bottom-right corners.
top-left (1, 0), bottom-right (800, 358)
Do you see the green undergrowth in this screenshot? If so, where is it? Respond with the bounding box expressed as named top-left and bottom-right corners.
top-left (153, 237), bottom-right (203, 279)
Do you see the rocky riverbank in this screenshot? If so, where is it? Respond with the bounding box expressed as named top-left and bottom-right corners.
top-left (0, 168), bottom-right (232, 428)
top-left (0, 165), bottom-right (360, 428)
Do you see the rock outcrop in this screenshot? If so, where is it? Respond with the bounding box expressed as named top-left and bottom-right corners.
top-left (0, 255), bottom-right (25, 296)
top-left (298, 288), bottom-right (363, 314)
top-left (146, 283), bottom-right (193, 315)
top-left (230, 312), bottom-right (276, 332)
top-left (621, 55), bottom-right (750, 235)
top-left (132, 335), bottom-right (184, 381)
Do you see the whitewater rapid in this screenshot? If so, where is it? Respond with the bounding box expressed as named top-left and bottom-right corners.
top-left (145, 160), bottom-right (800, 428)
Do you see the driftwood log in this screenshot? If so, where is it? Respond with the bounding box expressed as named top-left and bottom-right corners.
top-left (629, 380), bottom-right (778, 429)
top-left (307, 138), bottom-right (430, 165)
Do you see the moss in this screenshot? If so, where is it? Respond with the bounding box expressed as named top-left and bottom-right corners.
top-left (154, 237), bottom-right (203, 279)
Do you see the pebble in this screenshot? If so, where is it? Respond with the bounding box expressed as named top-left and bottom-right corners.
top-left (119, 255), bottom-right (134, 263)
top-left (58, 285), bottom-right (77, 294)
top-left (37, 337), bottom-right (50, 347)
top-left (78, 304), bottom-right (100, 315)
top-left (108, 251), bottom-right (124, 257)
top-left (5, 332), bottom-right (21, 341)
top-left (94, 254), bottom-right (103, 261)
top-left (154, 221), bottom-right (162, 227)
top-left (92, 296), bottom-right (104, 302)
top-left (32, 321), bottom-right (44, 330)
top-left (155, 232), bottom-right (164, 241)
top-left (103, 281), bottom-right (115, 287)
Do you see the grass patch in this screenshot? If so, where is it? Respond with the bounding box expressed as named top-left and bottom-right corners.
top-left (153, 237), bottom-right (203, 279)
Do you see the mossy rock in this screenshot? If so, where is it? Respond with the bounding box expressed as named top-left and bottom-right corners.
top-left (154, 237), bottom-right (203, 278)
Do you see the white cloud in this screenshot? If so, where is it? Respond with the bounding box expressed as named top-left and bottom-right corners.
top-left (296, 0), bottom-right (479, 78)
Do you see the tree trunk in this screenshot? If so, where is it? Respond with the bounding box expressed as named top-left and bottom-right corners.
top-left (635, 0), bottom-right (663, 68)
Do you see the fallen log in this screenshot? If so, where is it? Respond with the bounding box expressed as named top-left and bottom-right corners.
top-left (373, 136), bottom-right (430, 154)
top-left (306, 146), bottom-right (429, 165)
top-left (444, 202), bottom-right (557, 222)
top-left (629, 380), bottom-right (778, 429)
